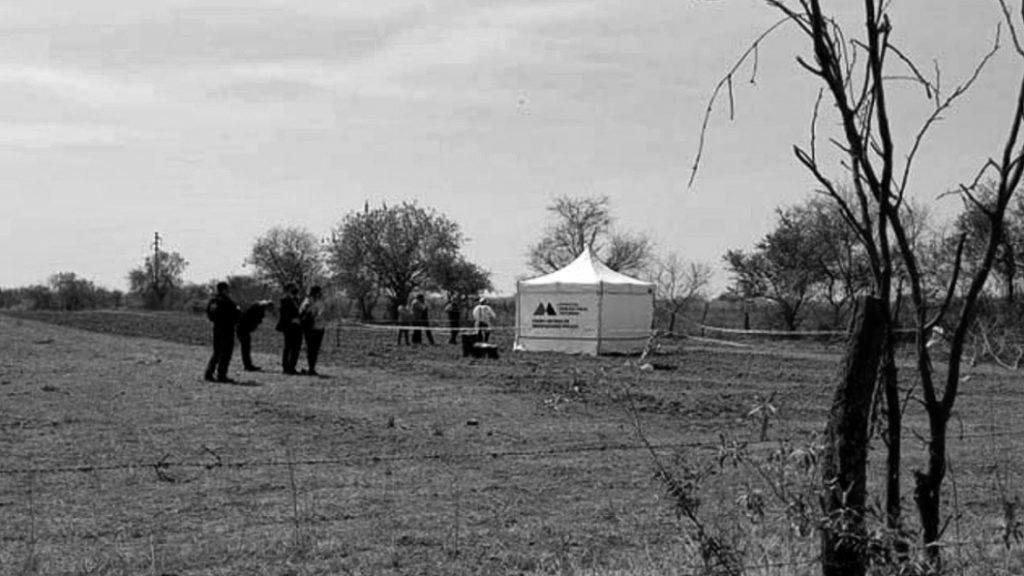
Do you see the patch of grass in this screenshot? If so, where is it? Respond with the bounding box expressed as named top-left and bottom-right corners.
top-left (2, 311), bottom-right (1024, 574)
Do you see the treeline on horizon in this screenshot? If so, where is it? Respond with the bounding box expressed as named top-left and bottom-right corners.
top-left (7, 189), bottom-right (1024, 337)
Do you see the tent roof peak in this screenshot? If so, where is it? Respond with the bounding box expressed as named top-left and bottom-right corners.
top-left (521, 249), bottom-right (652, 286)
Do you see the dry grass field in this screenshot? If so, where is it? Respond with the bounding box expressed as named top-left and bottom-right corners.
top-left (2, 310), bottom-right (1024, 575)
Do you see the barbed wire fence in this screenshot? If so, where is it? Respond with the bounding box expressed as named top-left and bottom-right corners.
top-left (4, 424), bottom-right (1024, 575)
top-left (4, 311), bottom-right (1024, 574)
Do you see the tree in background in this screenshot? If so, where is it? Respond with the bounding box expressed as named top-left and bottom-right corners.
top-left (127, 248), bottom-right (187, 309)
top-left (331, 256), bottom-right (380, 321)
top-left (328, 202), bottom-right (467, 318)
top-left (175, 274), bottom-right (274, 316)
top-left (724, 204), bottom-right (828, 330)
top-left (15, 285), bottom-right (56, 310)
top-left (802, 194), bottom-right (874, 327)
top-left (945, 182), bottom-right (1024, 302)
top-left (224, 274), bottom-right (274, 306)
top-left (247, 226), bottom-right (325, 294)
top-left (527, 195), bottom-right (652, 276)
top-left (432, 256), bottom-right (493, 304)
top-left (652, 254), bottom-right (711, 334)
top-left (604, 231), bottom-right (654, 276)
top-left (48, 272), bottom-right (121, 311)
top-left (0, 275), bottom-right (121, 310)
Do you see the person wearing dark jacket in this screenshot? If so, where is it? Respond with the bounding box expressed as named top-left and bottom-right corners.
top-left (237, 300), bottom-right (272, 371)
top-left (410, 294), bottom-right (434, 345)
top-left (276, 283), bottom-right (303, 375)
top-left (299, 286), bottom-right (325, 376)
top-left (204, 281), bottom-right (241, 383)
top-left (444, 298), bottom-right (461, 344)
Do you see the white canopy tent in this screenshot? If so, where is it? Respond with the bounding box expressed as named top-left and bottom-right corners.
top-left (514, 249), bottom-right (655, 355)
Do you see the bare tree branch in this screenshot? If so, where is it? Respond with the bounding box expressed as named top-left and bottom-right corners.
top-left (924, 233), bottom-right (967, 332)
top-left (689, 18), bottom-right (791, 187)
top-left (898, 30), bottom-right (1000, 201)
top-left (999, 0), bottom-right (1024, 56)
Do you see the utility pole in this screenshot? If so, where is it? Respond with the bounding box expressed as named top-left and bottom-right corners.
top-left (152, 232), bottom-right (162, 296)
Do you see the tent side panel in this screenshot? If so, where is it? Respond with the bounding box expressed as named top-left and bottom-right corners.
top-left (514, 284), bottom-right (526, 351)
top-left (514, 335), bottom-right (599, 355)
top-left (597, 291), bottom-right (654, 354)
top-left (516, 285), bottom-right (601, 354)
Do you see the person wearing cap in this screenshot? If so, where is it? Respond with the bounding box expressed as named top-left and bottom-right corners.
top-left (236, 300), bottom-right (273, 372)
top-left (471, 297), bottom-right (496, 343)
top-left (204, 281), bottom-right (241, 383)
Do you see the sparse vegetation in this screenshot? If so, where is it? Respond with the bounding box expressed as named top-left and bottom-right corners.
top-left (2, 310), bottom-right (1024, 575)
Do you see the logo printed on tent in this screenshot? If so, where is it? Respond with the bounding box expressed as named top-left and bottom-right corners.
top-left (532, 302), bottom-right (558, 316)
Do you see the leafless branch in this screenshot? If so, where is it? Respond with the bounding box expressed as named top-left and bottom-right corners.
top-left (959, 184), bottom-right (987, 214)
top-left (899, 31), bottom-right (1000, 200)
top-left (809, 88), bottom-right (824, 163)
top-left (689, 17), bottom-right (791, 187)
top-left (887, 46), bottom-right (935, 99)
top-left (976, 326), bottom-right (1024, 370)
top-left (924, 233), bottom-right (967, 332)
top-left (998, 0), bottom-right (1024, 56)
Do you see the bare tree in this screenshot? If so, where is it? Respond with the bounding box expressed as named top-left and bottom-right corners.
top-left (694, 0), bottom-right (1024, 570)
top-left (527, 195), bottom-right (652, 275)
top-left (653, 254), bottom-right (712, 334)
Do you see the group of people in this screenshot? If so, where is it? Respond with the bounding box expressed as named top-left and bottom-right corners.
top-left (275, 283), bottom-right (326, 376)
top-left (395, 293), bottom-right (437, 345)
top-left (203, 281), bottom-right (325, 383)
top-left (204, 282), bottom-right (498, 382)
top-left (396, 294), bottom-right (497, 346)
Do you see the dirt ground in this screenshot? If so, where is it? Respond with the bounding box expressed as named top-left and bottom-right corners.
top-left (2, 311), bottom-right (1023, 575)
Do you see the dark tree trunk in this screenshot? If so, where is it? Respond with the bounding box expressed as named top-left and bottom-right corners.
top-left (915, 409), bottom-right (948, 568)
top-left (821, 297), bottom-right (885, 576)
top-left (881, 345), bottom-right (902, 528)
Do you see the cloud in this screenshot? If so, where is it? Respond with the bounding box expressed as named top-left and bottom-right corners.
top-left (348, 2), bottom-right (606, 97)
top-left (0, 121), bottom-right (160, 149)
top-left (184, 1), bottom-right (607, 106)
top-left (0, 65), bottom-right (162, 108)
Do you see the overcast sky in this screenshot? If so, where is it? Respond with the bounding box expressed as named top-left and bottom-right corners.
top-left (1, 0), bottom-right (1019, 295)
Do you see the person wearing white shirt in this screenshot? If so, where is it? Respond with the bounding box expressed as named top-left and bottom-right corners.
top-left (471, 297), bottom-right (497, 343)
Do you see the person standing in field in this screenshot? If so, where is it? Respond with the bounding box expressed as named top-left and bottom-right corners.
top-left (299, 285), bottom-right (326, 376)
top-left (410, 293), bottom-right (434, 345)
top-left (472, 297), bottom-right (496, 343)
top-left (204, 281), bottom-right (240, 383)
top-left (276, 282), bottom-right (302, 375)
top-left (396, 303), bottom-right (412, 345)
top-left (236, 300), bottom-right (272, 372)
top-left (444, 297), bottom-right (462, 344)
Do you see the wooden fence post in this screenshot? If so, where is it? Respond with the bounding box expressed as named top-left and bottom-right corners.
top-left (821, 296), bottom-right (884, 576)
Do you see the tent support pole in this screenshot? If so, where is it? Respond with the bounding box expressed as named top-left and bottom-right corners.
top-left (597, 281), bottom-right (604, 355)
top-left (514, 281), bottom-right (521, 350)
